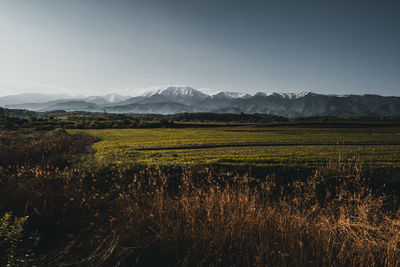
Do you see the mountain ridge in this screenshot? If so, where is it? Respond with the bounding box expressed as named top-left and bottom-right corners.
top-left (1, 86), bottom-right (400, 117)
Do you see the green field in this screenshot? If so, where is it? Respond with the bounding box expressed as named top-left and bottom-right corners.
top-left (70, 126), bottom-right (400, 167)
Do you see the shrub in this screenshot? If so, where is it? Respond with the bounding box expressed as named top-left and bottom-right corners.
top-left (0, 213), bottom-right (39, 267)
top-left (0, 132), bottom-right (98, 169)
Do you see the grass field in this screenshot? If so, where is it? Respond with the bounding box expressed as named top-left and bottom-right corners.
top-left (70, 126), bottom-right (400, 167)
top-left (3, 131), bottom-right (400, 265)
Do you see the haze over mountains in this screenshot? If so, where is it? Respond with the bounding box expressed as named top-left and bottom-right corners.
top-left (1, 86), bottom-right (400, 117)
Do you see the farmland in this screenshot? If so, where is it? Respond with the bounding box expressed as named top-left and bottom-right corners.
top-left (2, 121), bottom-right (400, 266)
top-left (2, 127), bottom-right (400, 265)
top-left (71, 126), bottom-right (400, 167)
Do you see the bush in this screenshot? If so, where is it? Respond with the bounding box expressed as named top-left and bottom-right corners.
top-left (0, 132), bottom-right (98, 169)
top-left (33, 125), bottom-right (55, 131)
top-left (0, 213), bottom-right (39, 266)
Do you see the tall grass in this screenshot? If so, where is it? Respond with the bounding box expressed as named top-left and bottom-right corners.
top-left (104, 162), bottom-right (400, 266)
top-left (0, 131), bottom-right (400, 266)
top-left (0, 131), bottom-right (98, 169)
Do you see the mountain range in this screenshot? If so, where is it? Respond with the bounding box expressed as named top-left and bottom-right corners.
top-left (1, 86), bottom-right (400, 117)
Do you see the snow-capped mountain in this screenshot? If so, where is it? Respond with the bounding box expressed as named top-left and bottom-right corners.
top-left (144, 86), bottom-right (209, 105)
top-left (1, 87), bottom-right (400, 117)
top-left (269, 92), bottom-right (312, 100)
top-left (217, 92), bottom-right (252, 99)
top-left (103, 93), bottom-right (130, 103)
top-left (84, 96), bottom-right (110, 105)
top-left (84, 94), bottom-right (130, 105)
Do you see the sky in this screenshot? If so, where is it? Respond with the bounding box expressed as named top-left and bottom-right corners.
top-left (0, 0), bottom-right (399, 97)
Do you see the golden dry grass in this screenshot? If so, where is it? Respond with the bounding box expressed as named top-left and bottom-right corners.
top-left (103, 161), bottom-right (400, 266)
top-left (1, 131), bottom-right (400, 266)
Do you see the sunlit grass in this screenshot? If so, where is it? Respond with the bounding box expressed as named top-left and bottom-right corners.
top-left (70, 126), bottom-right (400, 167)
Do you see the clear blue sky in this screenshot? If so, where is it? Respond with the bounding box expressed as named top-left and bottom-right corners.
top-left (0, 0), bottom-right (399, 96)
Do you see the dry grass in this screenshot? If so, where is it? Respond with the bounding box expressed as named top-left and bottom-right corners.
top-left (1, 132), bottom-right (400, 266)
top-left (105, 161), bottom-right (400, 266)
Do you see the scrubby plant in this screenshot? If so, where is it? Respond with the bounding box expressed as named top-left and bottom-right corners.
top-left (0, 213), bottom-right (39, 267)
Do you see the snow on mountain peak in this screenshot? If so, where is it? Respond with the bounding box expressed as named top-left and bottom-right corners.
top-left (296, 91), bottom-right (312, 98)
top-left (213, 91), bottom-right (251, 99)
top-left (144, 85), bottom-right (190, 96)
top-left (102, 93), bottom-right (130, 103)
top-left (164, 86), bottom-right (201, 96)
top-left (145, 86), bottom-right (209, 99)
top-left (198, 88), bottom-right (221, 96)
top-left (267, 91), bottom-right (313, 99)
top-left (138, 86), bottom-right (315, 100)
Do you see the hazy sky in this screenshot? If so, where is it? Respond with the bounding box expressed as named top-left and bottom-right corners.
top-left (0, 0), bottom-right (399, 96)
